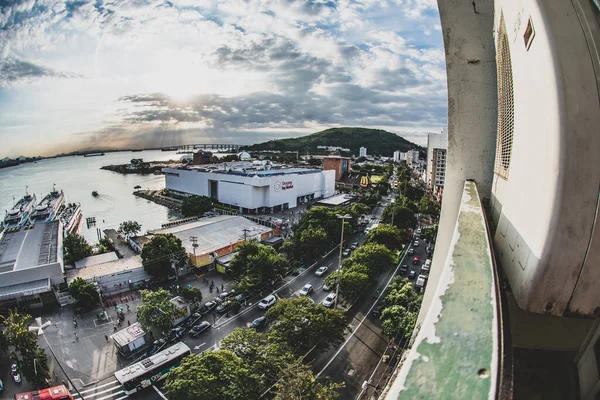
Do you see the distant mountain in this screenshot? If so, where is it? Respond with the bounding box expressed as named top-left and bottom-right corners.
top-left (244, 127), bottom-right (421, 156)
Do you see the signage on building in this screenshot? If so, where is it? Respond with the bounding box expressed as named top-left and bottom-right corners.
top-left (274, 181), bottom-right (294, 191)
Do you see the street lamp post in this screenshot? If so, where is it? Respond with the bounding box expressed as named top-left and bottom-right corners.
top-left (334, 214), bottom-right (352, 309)
top-left (391, 198), bottom-right (396, 226)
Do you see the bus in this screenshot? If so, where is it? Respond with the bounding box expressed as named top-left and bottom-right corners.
top-left (14, 385), bottom-right (74, 400)
top-left (114, 342), bottom-right (192, 395)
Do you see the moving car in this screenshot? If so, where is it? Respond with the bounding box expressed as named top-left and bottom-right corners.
top-left (183, 312), bottom-right (202, 329)
top-left (351, 242), bottom-right (359, 250)
top-left (408, 248), bottom-right (414, 255)
top-left (408, 270), bottom-right (417, 280)
top-left (299, 284), bottom-right (313, 296)
top-left (166, 327), bottom-right (186, 343)
top-left (322, 293), bottom-right (336, 307)
top-left (342, 249), bottom-right (351, 257)
top-left (414, 240), bottom-right (420, 247)
top-left (251, 316), bottom-right (267, 329)
top-left (189, 321), bottom-right (211, 337)
top-left (315, 266), bottom-right (328, 276)
top-left (258, 295), bottom-right (277, 309)
top-left (11, 364), bottom-right (21, 384)
top-left (322, 282), bottom-right (332, 291)
top-left (234, 293), bottom-right (246, 303)
top-left (372, 306), bottom-right (383, 318)
top-left (413, 257), bottom-right (420, 265)
top-left (400, 264), bottom-right (409, 275)
top-left (0, 378), bottom-right (3, 392)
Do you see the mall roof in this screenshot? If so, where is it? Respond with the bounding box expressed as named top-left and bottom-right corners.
top-left (317, 194), bottom-right (356, 207)
top-left (74, 252), bottom-right (119, 269)
top-left (151, 215), bottom-right (273, 255)
top-left (0, 221), bottom-right (60, 273)
top-left (67, 256), bottom-right (144, 284)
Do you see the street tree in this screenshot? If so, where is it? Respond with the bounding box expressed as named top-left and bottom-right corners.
top-left (350, 243), bottom-right (394, 280)
top-left (118, 220), bottom-right (142, 240)
top-left (137, 289), bottom-right (180, 331)
top-left (178, 286), bottom-right (203, 309)
top-left (181, 195), bottom-right (214, 217)
top-left (399, 181), bottom-right (425, 202)
top-left (340, 264), bottom-right (371, 300)
top-left (265, 297), bottom-right (346, 355)
top-left (380, 278), bottom-right (422, 340)
top-left (69, 277), bottom-right (100, 310)
top-left (96, 235), bottom-right (115, 254)
top-left (165, 350), bottom-right (261, 400)
top-left (229, 241), bottom-right (289, 293)
top-left (273, 360), bottom-right (344, 400)
top-left (299, 226), bottom-right (329, 260)
top-left (141, 234), bottom-right (186, 278)
top-left (381, 203), bottom-right (416, 230)
top-left (418, 194), bottom-right (440, 216)
top-left (295, 206), bottom-right (341, 243)
top-left (365, 224), bottom-right (407, 251)
top-left (63, 232), bottom-right (93, 265)
top-left (422, 226), bottom-right (437, 243)
top-left (1, 311), bottom-right (50, 387)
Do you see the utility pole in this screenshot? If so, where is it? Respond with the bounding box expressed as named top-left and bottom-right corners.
top-left (334, 214), bottom-right (352, 309)
top-left (242, 228), bottom-right (250, 241)
top-left (190, 236), bottom-right (198, 256)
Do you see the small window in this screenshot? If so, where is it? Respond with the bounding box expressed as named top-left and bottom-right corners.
top-left (523, 17), bottom-right (535, 50)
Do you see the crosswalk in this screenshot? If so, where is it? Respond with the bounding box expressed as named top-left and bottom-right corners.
top-left (71, 379), bottom-right (128, 400)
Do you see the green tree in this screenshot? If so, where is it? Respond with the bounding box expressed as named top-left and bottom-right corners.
top-left (96, 235), bottom-right (115, 254)
top-left (381, 203), bottom-right (416, 230)
top-left (365, 224), bottom-right (407, 251)
top-left (137, 289), bottom-right (180, 331)
top-left (178, 286), bottom-right (203, 309)
top-left (265, 297), bottom-right (346, 355)
top-left (418, 194), bottom-right (440, 216)
top-left (69, 278), bottom-right (100, 310)
top-left (181, 195), bottom-right (214, 217)
top-left (63, 232), bottom-right (93, 265)
top-left (229, 241), bottom-right (289, 293)
top-left (141, 234), bottom-right (186, 278)
top-left (273, 360), bottom-right (344, 400)
top-left (422, 226), bottom-right (437, 242)
top-left (165, 350), bottom-right (261, 400)
top-left (380, 278), bottom-right (422, 340)
top-left (299, 226), bottom-right (329, 260)
top-left (118, 220), bottom-right (142, 240)
top-left (350, 243), bottom-right (394, 280)
top-left (1, 311), bottom-right (50, 387)
top-left (399, 181), bottom-right (425, 201)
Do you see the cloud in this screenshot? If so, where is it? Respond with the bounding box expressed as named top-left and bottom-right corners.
top-left (0, 57), bottom-right (81, 88)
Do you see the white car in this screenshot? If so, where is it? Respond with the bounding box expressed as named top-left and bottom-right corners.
top-left (299, 284), bottom-right (313, 296)
top-left (258, 295), bottom-right (277, 309)
top-left (414, 240), bottom-right (419, 247)
top-left (322, 293), bottom-right (336, 308)
top-left (315, 266), bottom-right (328, 276)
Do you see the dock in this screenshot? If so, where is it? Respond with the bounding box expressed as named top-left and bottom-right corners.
top-left (133, 190), bottom-right (182, 211)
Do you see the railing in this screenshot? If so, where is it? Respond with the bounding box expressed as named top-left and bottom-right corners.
top-left (381, 181), bottom-right (503, 399)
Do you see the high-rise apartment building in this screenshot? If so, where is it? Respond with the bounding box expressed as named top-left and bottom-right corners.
top-left (406, 149), bottom-right (419, 168)
top-left (426, 129), bottom-right (448, 200)
top-left (359, 147), bottom-right (367, 157)
top-left (393, 150), bottom-right (401, 163)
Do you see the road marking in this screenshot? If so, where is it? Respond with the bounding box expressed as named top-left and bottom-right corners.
top-left (194, 342), bottom-right (206, 350)
top-left (114, 396), bottom-right (129, 400)
top-left (78, 380), bottom-right (120, 394)
top-left (73, 386), bottom-right (124, 399)
top-left (316, 253), bottom-right (406, 378)
top-left (152, 385), bottom-right (168, 400)
top-left (200, 344), bottom-right (217, 353)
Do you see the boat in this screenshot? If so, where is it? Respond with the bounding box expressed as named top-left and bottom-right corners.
top-left (92, 191), bottom-right (99, 197)
top-left (58, 202), bottom-right (82, 237)
top-left (3, 190), bottom-right (37, 229)
top-left (84, 152), bottom-right (105, 157)
top-left (134, 185), bottom-right (142, 189)
top-left (30, 185), bottom-right (65, 222)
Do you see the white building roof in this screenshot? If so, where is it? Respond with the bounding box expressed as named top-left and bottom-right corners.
top-left (67, 256), bottom-right (144, 284)
top-left (74, 252), bottom-right (119, 269)
top-left (0, 221), bottom-right (61, 272)
top-left (151, 215), bottom-right (273, 255)
top-left (318, 194), bottom-right (355, 206)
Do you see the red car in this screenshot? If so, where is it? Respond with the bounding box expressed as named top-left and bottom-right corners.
top-left (413, 257), bottom-right (420, 265)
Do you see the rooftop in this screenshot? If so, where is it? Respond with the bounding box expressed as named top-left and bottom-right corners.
top-left (0, 221), bottom-right (60, 272)
top-left (74, 252), bottom-right (119, 269)
top-left (110, 322), bottom-right (147, 347)
top-left (170, 164), bottom-right (321, 178)
top-left (151, 215), bottom-right (273, 255)
top-left (67, 256), bottom-right (144, 284)
top-left (317, 194), bottom-right (356, 206)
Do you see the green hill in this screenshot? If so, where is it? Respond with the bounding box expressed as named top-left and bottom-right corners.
top-left (244, 127), bottom-right (421, 156)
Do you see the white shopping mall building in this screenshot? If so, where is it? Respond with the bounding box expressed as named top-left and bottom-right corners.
top-left (163, 161), bottom-right (335, 213)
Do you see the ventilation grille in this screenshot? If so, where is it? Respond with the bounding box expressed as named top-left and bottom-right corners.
top-left (494, 14), bottom-right (515, 179)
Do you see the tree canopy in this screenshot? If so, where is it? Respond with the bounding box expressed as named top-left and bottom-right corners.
top-left (63, 232), bottom-right (93, 265)
top-left (265, 297), bottom-right (346, 355)
top-left (141, 234), bottom-right (186, 278)
top-left (137, 288), bottom-right (181, 330)
top-left (118, 220), bottom-right (142, 240)
top-left (381, 203), bottom-right (417, 230)
top-left (380, 277), bottom-right (422, 340)
top-left (365, 223), bottom-right (407, 251)
top-left (69, 277), bottom-right (100, 310)
top-left (181, 195), bottom-right (214, 217)
top-left (229, 241), bottom-right (289, 294)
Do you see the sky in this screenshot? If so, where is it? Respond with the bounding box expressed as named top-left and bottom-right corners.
top-left (0, 0), bottom-right (447, 158)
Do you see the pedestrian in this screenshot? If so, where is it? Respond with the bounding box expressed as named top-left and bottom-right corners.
top-left (209, 286), bottom-right (213, 293)
top-left (127, 320), bottom-right (131, 326)
top-left (213, 313), bottom-right (216, 322)
top-left (211, 280), bottom-right (214, 286)
top-left (127, 304), bottom-right (130, 312)
top-left (221, 284), bottom-right (224, 292)
top-left (113, 325), bottom-right (117, 332)
top-left (216, 287), bottom-right (219, 294)
top-left (105, 334), bottom-right (109, 342)
top-left (74, 333), bottom-right (78, 341)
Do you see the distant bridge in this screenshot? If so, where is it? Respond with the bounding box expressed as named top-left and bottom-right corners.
top-left (162, 144), bottom-right (243, 151)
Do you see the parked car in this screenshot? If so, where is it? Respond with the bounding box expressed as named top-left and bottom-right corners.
top-left (400, 264), bottom-right (409, 275)
top-left (166, 327), bottom-right (186, 342)
top-left (408, 248), bottom-right (414, 255)
top-left (408, 270), bottom-right (417, 280)
top-left (234, 293), bottom-right (246, 303)
top-left (322, 282), bottom-right (332, 291)
top-left (299, 284), bottom-right (313, 296)
top-left (251, 316), bottom-right (267, 329)
top-left (220, 290), bottom-right (236, 300)
top-left (322, 293), bottom-right (336, 308)
top-left (351, 242), bottom-right (359, 250)
top-left (258, 294), bottom-right (277, 309)
top-left (201, 300), bottom-right (220, 314)
top-left (414, 240), bottom-right (419, 247)
top-left (372, 306), bottom-right (383, 318)
top-left (184, 312), bottom-right (202, 329)
top-left (189, 321), bottom-right (211, 337)
top-left (215, 301), bottom-right (232, 314)
top-left (416, 274), bottom-right (428, 289)
top-left (10, 364), bottom-right (21, 383)
top-left (315, 266), bottom-right (328, 276)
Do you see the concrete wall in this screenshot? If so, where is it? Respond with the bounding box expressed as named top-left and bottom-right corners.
top-left (490, 0), bottom-right (600, 316)
top-left (418, 0), bottom-right (498, 324)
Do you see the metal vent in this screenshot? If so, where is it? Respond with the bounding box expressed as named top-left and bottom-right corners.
top-left (141, 358), bottom-right (154, 368)
top-left (494, 14), bottom-right (515, 179)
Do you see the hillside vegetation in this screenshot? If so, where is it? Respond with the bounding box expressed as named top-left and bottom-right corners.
top-left (244, 127), bottom-right (421, 156)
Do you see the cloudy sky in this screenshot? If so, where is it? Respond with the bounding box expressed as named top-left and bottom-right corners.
top-left (0, 0), bottom-right (446, 158)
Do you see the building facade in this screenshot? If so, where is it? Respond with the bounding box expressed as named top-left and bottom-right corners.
top-left (426, 129), bottom-right (448, 200)
top-left (393, 150), bottom-right (401, 163)
top-left (322, 156), bottom-right (351, 182)
top-left (406, 149), bottom-right (420, 168)
top-left (359, 147), bottom-right (367, 157)
top-left (163, 163), bottom-right (335, 212)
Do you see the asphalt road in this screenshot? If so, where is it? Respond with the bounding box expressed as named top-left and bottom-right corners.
top-left (70, 194), bottom-right (432, 400)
